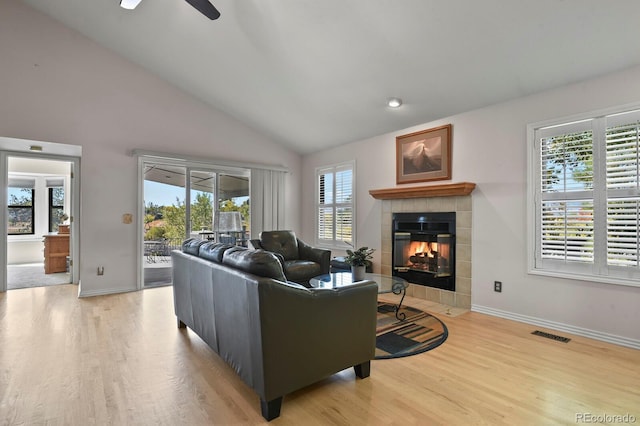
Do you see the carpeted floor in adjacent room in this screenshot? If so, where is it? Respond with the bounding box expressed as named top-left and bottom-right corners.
top-left (7, 263), bottom-right (70, 290)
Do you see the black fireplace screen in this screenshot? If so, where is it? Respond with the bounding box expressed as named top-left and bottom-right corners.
top-left (392, 212), bottom-right (456, 291)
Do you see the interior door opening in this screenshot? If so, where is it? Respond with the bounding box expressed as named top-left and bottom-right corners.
top-left (6, 156), bottom-right (74, 290)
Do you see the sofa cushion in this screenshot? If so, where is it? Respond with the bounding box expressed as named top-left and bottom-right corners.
top-left (222, 249), bottom-right (287, 282)
top-left (182, 238), bottom-right (207, 255)
top-left (259, 230), bottom-right (299, 261)
top-left (198, 242), bottom-right (235, 263)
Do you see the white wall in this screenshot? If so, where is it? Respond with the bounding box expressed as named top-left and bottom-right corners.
top-left (0, 0), bottom-right (301, 296)
top-left (302, 65), bottom-right (640, 344)
top-left (7, 240), bottom-right (41, 264)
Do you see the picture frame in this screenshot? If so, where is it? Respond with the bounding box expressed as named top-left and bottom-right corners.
top-left (396, 124), bottom-right (452, 184)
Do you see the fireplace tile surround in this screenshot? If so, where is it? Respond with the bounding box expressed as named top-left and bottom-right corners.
top-left (372, 183), bottom-right (475, 309)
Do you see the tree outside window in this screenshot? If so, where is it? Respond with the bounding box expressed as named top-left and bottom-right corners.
top-left (49, 187), bottom-right (65, 233)
top-left (8, 187), bottom-right (35, 235)
top-left (144, 194), bottom-right (249, 242)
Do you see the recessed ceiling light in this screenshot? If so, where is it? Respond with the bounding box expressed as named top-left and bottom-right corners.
top-left (120, 0), bottom-right (143, 10)
top-left (387, 98), bottom-right (403, 108)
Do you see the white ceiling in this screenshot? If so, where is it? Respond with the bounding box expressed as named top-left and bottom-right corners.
top-left (21, 0), bottom-right (640, 154)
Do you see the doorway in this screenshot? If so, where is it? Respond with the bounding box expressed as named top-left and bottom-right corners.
top-left (3, 154), bottom-right (78, 291)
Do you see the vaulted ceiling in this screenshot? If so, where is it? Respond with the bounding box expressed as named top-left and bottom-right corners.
top-left (21, 0), bottom-right (640, 154)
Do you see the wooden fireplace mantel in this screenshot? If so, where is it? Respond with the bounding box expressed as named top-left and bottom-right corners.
top-left (369, 182), bottom-right (476, 200)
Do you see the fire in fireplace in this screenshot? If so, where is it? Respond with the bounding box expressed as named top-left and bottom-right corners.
top-left (392, 212), bottom-right (456, 291)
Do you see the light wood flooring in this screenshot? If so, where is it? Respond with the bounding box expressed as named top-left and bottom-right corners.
top-left (1, 284), bottom-right (638, 425)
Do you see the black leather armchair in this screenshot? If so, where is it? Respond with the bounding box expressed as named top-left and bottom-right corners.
top-left (249, 230), bottom-right (331, 286)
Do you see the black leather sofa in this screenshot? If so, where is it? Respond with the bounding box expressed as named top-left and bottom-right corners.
top-left (171, 239), bottom-right (378, 421)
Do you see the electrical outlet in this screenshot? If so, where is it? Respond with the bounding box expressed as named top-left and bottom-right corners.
top-left (494, 281), bottom-right (502, 292)
top-left (97, 266), bottom-right (104, 276)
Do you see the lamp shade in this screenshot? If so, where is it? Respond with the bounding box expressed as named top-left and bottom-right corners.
top-left (213, 211), bottom-right (243, 232)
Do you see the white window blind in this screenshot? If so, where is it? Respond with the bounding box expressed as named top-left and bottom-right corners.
top-left (531, 106), bottom-right (640, 286)
top-left (607, 199), bottom-right (639, 267)
top-left (605, 110), bottom-right (640, 268)
top-left (316, 162), bottom-right (354, 247)
top-left (540, 200), bottom-right (594, 262)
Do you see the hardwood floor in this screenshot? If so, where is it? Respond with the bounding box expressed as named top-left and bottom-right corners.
top-left (1, 284), bottom-right (638, 425)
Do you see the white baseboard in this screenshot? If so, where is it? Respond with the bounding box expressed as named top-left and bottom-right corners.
top-left (471, 304), bottom-right (640, 350)
top-left (77, 281), bottom-right (138, 298)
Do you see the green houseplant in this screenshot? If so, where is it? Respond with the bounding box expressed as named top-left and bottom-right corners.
top-left (344, 246), bottom-right (375, 280)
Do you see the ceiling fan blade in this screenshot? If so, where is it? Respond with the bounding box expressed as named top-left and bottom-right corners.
top-left (184, 0), bottom-right (220, 20)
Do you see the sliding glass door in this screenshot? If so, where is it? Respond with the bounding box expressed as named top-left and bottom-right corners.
top-left (140, 159), bottom-right (250, 288)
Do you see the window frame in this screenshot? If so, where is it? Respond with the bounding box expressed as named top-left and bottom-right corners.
top-left (527, 102), bottom-right (640, 288)
top-left (315, 161), bottom-right (355, 249)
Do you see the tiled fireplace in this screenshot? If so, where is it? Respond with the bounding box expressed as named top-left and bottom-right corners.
top-left (371, 182), bottom-right (475, 309)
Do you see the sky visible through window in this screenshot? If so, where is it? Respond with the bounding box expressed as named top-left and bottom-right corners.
top-left (8, 187), bottom-right (24, 201)
top-left (144, 180), bottom-right (185, 206)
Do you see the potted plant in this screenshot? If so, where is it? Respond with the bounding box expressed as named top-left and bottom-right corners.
top-left (344, 246), bottom-right (375, 280)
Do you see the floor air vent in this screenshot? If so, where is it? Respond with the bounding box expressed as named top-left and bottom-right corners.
top-left (531, 330), bottom-right (571, 343)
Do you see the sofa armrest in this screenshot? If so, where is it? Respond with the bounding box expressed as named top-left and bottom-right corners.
top-left (257, 280), bottom-right (378, 401)
top-left (297, 239), bottom-right (331, 274)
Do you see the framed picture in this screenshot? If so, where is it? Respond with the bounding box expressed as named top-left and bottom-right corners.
top-left (396, 124), bottom-right (452, 184)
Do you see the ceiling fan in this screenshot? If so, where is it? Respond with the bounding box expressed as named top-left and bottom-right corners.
top-left (120, 0), bottom-right (221, 20)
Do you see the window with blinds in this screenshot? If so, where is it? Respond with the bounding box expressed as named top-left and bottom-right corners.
top-left (316, 162), bottom-right (355, 247)
top-left (531, 107), bottom-right (640, 286)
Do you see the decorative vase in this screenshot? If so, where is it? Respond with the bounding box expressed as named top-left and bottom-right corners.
top-left (351, 265), bottom-right (366, 281)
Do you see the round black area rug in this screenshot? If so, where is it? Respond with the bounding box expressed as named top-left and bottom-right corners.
top-left (375, 302), bottom-right (448, 359)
